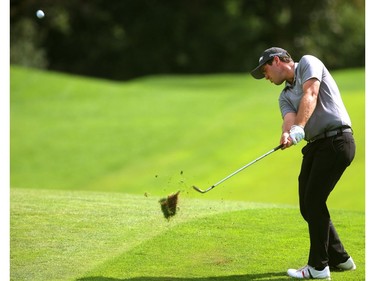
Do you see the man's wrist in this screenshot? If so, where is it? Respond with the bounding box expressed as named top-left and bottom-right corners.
top-left (292, 124), bottom-right (304, 129)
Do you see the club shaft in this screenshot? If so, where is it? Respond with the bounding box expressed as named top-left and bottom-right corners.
top-left (194, 144), bottom-right (283, 193)
top-left (213, 144), bottom-right (282, 186)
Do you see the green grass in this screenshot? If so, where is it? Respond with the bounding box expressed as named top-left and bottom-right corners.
top-left (10, 67), bottom-right (365, 280)
top-left (11, 188), bottom-right (365, 281)
top-left (10, 66), bottom-right (365, 211)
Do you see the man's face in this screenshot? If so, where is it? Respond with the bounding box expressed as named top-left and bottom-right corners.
top-left (261, 58), bottom-right (284, 85)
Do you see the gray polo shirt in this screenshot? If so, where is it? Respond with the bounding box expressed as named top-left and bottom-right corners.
top-left (279, 55), bottom-right (351, 141)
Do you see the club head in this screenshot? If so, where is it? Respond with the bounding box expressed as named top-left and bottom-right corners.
top-left (192, 185), bottom-right (205, 193)
top-left (192, 185), bottom-right (214, 193)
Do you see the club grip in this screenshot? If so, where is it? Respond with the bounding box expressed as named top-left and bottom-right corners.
top-left (274, 144), bottom-right (284, 151)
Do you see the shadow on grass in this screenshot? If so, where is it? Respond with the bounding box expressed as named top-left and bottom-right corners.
top-left (77, 271), bottom-right (289, 281)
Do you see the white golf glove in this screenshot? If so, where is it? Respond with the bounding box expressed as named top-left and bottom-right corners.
top-left (289, 125), bottom-right (305, 145)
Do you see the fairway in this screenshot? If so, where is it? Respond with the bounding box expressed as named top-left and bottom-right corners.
top-left (10, 67), bottom-right (365, 280)
top-left (10, 188), bottom-right (365, 281)
top-left (10, 67), bottom-right (365, 210)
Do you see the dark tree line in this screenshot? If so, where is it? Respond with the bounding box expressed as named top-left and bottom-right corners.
top-left (10, 0), bottom-right (365, 81)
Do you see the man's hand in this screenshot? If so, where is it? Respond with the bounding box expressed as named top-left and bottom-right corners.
top-left (289, 125), bottom-right (305, 145)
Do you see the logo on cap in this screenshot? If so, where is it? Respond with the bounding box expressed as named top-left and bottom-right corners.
top-left (270, 52), bottom-right (284, 57)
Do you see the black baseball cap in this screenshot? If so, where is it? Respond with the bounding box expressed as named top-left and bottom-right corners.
top-left (250, 47), bottom-right (290, 79)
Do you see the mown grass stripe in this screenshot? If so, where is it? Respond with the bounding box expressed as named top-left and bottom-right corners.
top-left (11, 188), bottom-right (364, 281)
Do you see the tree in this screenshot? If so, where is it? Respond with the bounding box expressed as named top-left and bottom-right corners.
top-left (10, 0), bottom-right (365, 80)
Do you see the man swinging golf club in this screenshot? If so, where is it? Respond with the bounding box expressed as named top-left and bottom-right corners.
top-left (251, 47), bottom-right (356, 279)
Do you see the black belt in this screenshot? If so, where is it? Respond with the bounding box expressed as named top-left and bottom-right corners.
top-left (308, 127), bottom-right (353, 143)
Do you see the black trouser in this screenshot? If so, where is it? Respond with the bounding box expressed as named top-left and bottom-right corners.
top-left (298, 132), bottom-right (356, 269)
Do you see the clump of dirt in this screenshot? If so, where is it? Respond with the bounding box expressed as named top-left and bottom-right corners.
top-left (159, 191), bottom-right (180, 220)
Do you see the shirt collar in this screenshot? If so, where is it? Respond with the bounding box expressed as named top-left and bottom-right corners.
top-left (285, 62), bottom-right (299, 88)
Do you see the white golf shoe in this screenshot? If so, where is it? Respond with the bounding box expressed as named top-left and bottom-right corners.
top-left (287, 265), bottom-right (331, 279)
top-left (335, 256), bottom-right (356, 271)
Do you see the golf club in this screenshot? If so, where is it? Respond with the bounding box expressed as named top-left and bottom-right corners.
top-left (192, 144), bottom-right (283, 193)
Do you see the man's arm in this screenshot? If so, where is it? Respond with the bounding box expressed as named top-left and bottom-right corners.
top-left (280, 112), bottom-right (296, 148)
top-left (295, 78), bottom-right (320, 127)
top-left (281, 78), bottom-right (320, 147)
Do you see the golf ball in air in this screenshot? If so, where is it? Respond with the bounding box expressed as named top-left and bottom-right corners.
top-left (36, 10), bottom-right (45, 19)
